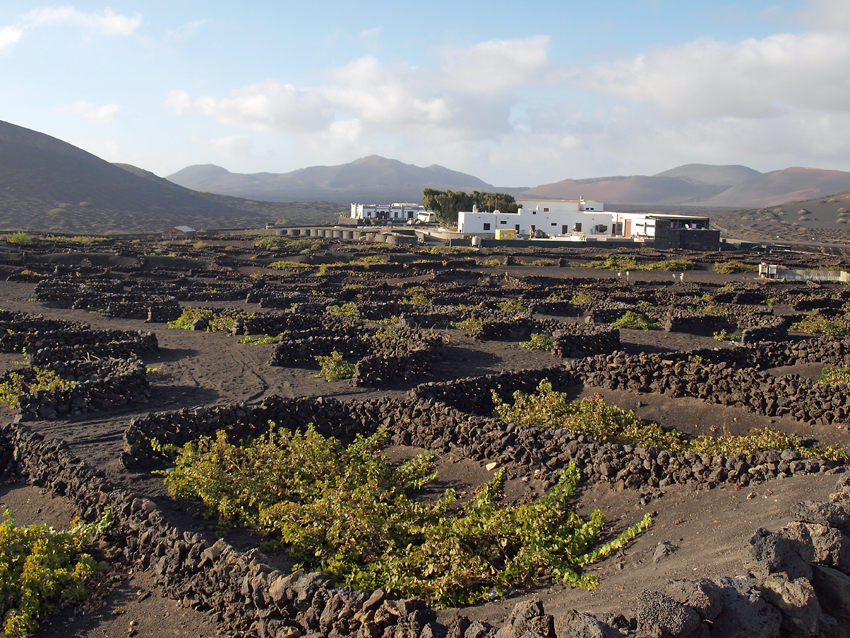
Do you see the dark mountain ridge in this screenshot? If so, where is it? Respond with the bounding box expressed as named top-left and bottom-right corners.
top-left (0, 120), bottom-right (340, 233)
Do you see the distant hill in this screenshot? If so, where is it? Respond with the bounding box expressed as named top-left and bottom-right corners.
top-left (518, 164), bottom-right (850, 209)
top-left (520, 174), bottom-right (727, 205)
top-left (708, 187), bottom-right (850, 242)
top-left (694, 167), bottom-right (850, 207)
top-left (0, 120), bottom-right (340, 233)
top-left (654, 164), bottom-right (761, 187)
top-left (167, 155), bottom-right (494, 204)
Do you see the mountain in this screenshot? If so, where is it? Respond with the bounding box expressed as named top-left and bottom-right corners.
top-left (520, 174), bottom-right (728, 205)
top-left (0, 120), bottom-right (340, 233)
top-left (696, 167), bottom-right (850, 207)
top-left (167, 155), bottom-right (493, 204)
top-left (519, 164), bottom-right (850, 209)
top-left (653, 164), bottom-right (761, 187)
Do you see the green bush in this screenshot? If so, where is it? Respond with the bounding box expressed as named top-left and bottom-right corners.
top-left (167, 308), bottom-right (246, 332)
top-left (821, 365), bottom-right (850, 385)
top-left (269, 261), bottom-right (312, 270)
top-left (314, 351), bottom-right (356, 381)
top-left (493, 379), bottom-right (846, 465)
top-left (0, 369), bottom-right (73, 409)
top-left (569, 291), bottom-right (594, 306)
top-left (790, 312), bottom-right (850, 336)
top-left (159, 426), bottom-right (650, 607)
top-left (326, 303), bottom-right (357, 317)
top-left (520, 333), bottom-right (553, 351)
top-left (450, 317), bottom-right (484, 334)
top-left (238, 333), bottom-right (283, 345)
top-left (714, 261), bottom-right (758, 274)
top-left (712, 329), bottom-right (741, 342)
top-left (0, 509), bottom-right (112, 638)
top-left (611, 311), bottom-right (658, 330)
top-left (497, 299), bottom-right (528, 314)
top-left (5, 232), bottom-right (33, 246)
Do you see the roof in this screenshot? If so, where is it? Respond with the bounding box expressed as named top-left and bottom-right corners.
top-left (174, 226), bottom-right (196, 233)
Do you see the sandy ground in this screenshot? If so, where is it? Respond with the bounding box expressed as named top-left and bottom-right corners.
top-left (0, 266), bottom-right (847, 637)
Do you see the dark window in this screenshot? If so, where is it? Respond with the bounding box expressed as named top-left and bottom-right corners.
top-left (483, 223), bottom-right (491, 231)
top-left (515, 224), bottom-right (520, 231)
top-left (500, 220), bottom-right (507, 225)
top-left (551, 223), bottom-right (556, 226)
top-left (543, 207), bottom-right (549, 212)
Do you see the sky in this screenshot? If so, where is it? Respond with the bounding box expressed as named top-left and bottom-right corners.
top-left (2, 0), bottom-right (849, 187)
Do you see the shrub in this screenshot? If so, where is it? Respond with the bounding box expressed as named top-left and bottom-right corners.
top-left (821, 365), bottom-right (850, 385)
top-left (520, 333), bottom-right (553, 351)
top-left (5, 232), bottom-right (33, 246)
top-left (713, 329), bottom-right (741, 342)
top-left (314, 351), bottom-right (356, 381)
top-left (451, 317), bottom-right (484, 334)
top-left (326, 303), bottom-right (357, 317)
top-left (238, 333), bottom-right (284, 345)
top-left (497, 299), bottom-right (528, 314)
top-left (0, 509), bottom-right (112, 638)
top-left (269, 261), bottom-right (311, 270)
top-left (529, 259), bottom-right (556, 267)
top-left (159, 426), bottom-right (650, 607)
top-left (611, 311), bottom-right (658, 330)
top-left (790, 312), bottom-right (850, 336)
top-left (168, 308), bottom-right (245, 332)
top-left (714, 261), bottom-right (758, 274)
top-left (493, 380), bottom-right (847, 464)
top-left (569, 292), bottom-right (593, 306)
top-left (0, 369), bottom-right (73, 409)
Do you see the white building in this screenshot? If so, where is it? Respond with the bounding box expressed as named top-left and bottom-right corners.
top-left (612, 212), bottom-right (710, 239)
top-left (458, 198), bottom-right (609, 237)
top-left (350, 203), bottom-right (432, 223)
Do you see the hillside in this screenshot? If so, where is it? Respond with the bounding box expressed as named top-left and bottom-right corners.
top-left (709, 188), bottom-right (850, 242)
top-left (653, 163), bottom-right (761, 187)
top-left (0, 120), bottom-right (340, 234)
top-left (167, 155), bottom-right (494, 204)
top-left (696, 167), bottom-right (850, 207)
top-left (520, 174), bottom-right (727, 205)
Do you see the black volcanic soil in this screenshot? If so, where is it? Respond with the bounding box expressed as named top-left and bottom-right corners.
top-left (0, 258), bottom-right (848, 637)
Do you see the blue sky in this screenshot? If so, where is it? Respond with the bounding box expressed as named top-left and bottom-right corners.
top-left (2, 0), bottom-right (848, 187)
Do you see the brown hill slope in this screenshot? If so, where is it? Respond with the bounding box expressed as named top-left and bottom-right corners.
top-left (653, 163), bottom-right (761, 187)
top-left (520, 175), bottom-right (726, 204)
top-left (167, 155), bottom-right (494, 204)
top-left (0, 120), bottom-right (339, 233)
top-left (702, 167), bottom-right (850, 207)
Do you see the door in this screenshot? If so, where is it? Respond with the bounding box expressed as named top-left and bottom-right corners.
top-left (624, 219), bottom-right (632, 237)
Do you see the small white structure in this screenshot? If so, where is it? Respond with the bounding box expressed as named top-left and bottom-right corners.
top-left (350, 203), bottom-right (433, 223)
top-left (458, 198), bottom-right (609, 237)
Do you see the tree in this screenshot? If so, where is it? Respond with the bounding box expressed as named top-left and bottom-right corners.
top-left (422, 189), bottom-right (518, 227)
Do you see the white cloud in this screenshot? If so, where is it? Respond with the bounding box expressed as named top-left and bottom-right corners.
top-left (165, 35), bottom-right (548, 149)
top-left (23, 6), bottom-right (141, 35)
top-left (0, 6), bottom-right (140, 53)
top-left (441, 35), bottom-right (550, 94)
top-left (54, 100), bottom-right (122, 124)
top-left (579, 32), bottom-right (850, 119)
top-left (0, 25), bottom-right (23, 54)
top-left (168, 81), bottom-right (334, 133)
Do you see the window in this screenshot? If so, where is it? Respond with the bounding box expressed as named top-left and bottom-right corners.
top-left (551, 223), bottom-right (556, 226)
top-left (573, 223), bottom-right (582, 232)
top-left (543, 207), bottom-right (549, 212)
top-left (483, 223), bottom-right (491, 231)
top-left (500, 220), bottom-right (507, 225)
top-left (515, 224), bottom-right (520, 231)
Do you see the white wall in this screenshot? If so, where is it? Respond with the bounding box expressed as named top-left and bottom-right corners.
top-left (458, 208), bottom-right (612, 236)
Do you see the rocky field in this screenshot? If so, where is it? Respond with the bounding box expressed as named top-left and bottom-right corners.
top-left (1, 233), bottom-right (850, 638)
